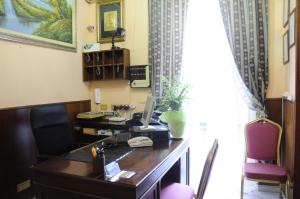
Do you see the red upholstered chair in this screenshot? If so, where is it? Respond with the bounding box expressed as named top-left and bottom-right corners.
top-left (241, 118), bottom-right (289, 199)
top-left (161, 139), bottom-right (218, 199)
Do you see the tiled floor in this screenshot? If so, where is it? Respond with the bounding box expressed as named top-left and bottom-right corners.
top-left (244, 180), bottom-right (282, 199)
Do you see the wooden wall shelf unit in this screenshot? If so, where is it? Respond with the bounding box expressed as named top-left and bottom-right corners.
top-left (83, 48), bottom-right (130, 81)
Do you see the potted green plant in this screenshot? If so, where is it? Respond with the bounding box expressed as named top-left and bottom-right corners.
top-left (157, 78), bottom-right (189, 138)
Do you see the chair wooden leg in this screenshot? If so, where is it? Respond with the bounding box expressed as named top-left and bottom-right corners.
top-left (241, 176), bottom-right (244, 199)
top-left (279, 184), bottom-right (283, 199)
top-left (285, 180), bottom-right (289, 199)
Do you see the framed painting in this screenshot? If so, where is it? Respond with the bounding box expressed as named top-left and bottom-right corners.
top-left (289, 0), bottom-right (296, 13)
top-left (289, 10), bottom-right (295, 48)
top-left (0, 0), bottom-right (76, 51)
top-left (283, 30), bottom-right (289, 64)
top-left (97, 0), bottom-right (124, 43)
top-left (283, 0), bottom-right (289, 27)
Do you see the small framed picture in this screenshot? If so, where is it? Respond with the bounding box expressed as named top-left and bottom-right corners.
top-left (289, 11), bottom-right (295, 48)
top-left (96, 0), bottom-right (125, 43)
top-left (283, 30), bottom-right (289, 64)
top-left (289, 0), bottom-right (296, 13)
top-left (283, 0), bottom-right (289, 27)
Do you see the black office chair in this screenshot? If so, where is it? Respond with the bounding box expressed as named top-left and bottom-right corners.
top-left (30, 103), bottom-right (99, 161)
top-left (161, 139), bottom-right (218, 199)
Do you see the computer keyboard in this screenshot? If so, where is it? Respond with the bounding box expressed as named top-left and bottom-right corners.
top-left (77, 111), bottom-right (116, 119)
top-left (108, 117), bottom-right (126, 122)
top-left (77, 112), bottom-right (104, 119)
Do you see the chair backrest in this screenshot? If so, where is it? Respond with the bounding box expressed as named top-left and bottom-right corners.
top-left (196, 139), bottom-right (218, 199)
top-left (30, 104), bottom-right (74, 156)
top-left (245, 118), bottom-right (282, 164)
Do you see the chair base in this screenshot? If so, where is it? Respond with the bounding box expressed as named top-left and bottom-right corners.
top-left (241, 176), bottom-right (290, 199)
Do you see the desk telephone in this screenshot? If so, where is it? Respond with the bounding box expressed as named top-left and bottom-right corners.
top-left (127, 136), bottom-right (153, 147)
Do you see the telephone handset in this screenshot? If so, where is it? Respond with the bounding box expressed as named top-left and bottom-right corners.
top-left (126, 112), bottom-right (161, 126)
top-left (126, 112), bottom-right (143, 126)
top-left (127, 136), bottom-right (153, 148)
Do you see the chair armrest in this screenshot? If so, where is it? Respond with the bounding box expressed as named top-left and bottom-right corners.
top-left (73, 142), bottom-right (90, 148)
top-left (37, 154), bottom-right (56, 162)
top-left (77, 134), bottom-right (107, 143)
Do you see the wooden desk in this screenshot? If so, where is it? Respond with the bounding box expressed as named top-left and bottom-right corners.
top-left (32, 139), bottom-right (190, 199)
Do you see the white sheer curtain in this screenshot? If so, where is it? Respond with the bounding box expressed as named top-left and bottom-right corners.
top-left (182, 0), bottom-right (255, 198)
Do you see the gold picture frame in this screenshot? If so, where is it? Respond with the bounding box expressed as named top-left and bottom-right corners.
top-left (97, 0), bottom-right (125, 43)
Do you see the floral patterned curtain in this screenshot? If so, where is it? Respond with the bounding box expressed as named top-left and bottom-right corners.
top-left (148, 0), bottom-right (189, 98)
top-left (218, 0), bottom-right (268, 114)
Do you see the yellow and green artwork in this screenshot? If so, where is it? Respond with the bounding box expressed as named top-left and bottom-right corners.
top-left (97, 0), bottom-right (124, 43)
top-left (0, 0), bottom-right (76, 49)
top-left (104, 11), bottom-right (117, 32)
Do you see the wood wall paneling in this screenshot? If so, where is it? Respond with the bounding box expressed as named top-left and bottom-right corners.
top-left (294, 2), bottom-right (300, 198)
top-left (66, 100), bottom-right (91, 122)
top-left (284, 100), bottom-right (295, 182)
top-left (265, 98), bottom-right (295, 184)
top-left (265, 98), bottom-right (282, 126)
top-left (0, 100), bottom-right (91, 199)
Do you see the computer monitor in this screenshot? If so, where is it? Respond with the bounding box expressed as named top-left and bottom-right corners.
top-left (132, 95), bottom-right (168, 132)
top-left (140, 96), bottom-right (156, 128)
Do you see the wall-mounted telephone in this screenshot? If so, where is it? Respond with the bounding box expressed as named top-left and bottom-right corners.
top-left (95, 88), bottom-right (101, 104)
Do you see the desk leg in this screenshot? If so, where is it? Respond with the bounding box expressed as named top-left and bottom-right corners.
top-left (179, 147), bottom-right (190, 185)
top-left (156, 181), bottom-right (161, 199)
top-left (187, 147), bottom-right (190, 185)
top-left (141, 181), bottom-right (160, 199)
top-left (161, 147), bottom-right (190, 186)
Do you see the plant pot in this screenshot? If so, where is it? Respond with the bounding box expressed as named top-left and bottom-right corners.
top-left (159, 111), bottom-right (186, 139)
